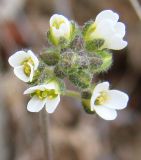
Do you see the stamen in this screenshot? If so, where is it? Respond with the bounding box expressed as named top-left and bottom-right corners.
top-left (33, 89), bottom-right (58, 100)
top-left (24, 64), bottom-right (31, 76)
top-left (95, 91), bottom-right (109, 105)
top-left (21, 58), bottom-right (34, 77)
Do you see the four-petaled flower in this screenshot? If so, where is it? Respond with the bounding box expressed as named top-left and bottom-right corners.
top-left (85, 10), bottom-right (127, 50)
top-left (24, 82), bottom-right (60, 113)
top-left (8, 50), bottom-right (39, 82)
top-left (90, 82), bottom-right (129, 120)
top-left (49, 14), bottom-right (72, 45)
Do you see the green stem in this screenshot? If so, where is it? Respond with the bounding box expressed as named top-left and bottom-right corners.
top-left (65, 90), bottom-right (81, 100)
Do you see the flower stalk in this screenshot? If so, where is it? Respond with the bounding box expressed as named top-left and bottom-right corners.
top-left (65, 90), bottom-right (81, 100)
top-left (40, 108), bottom-right (53, 160)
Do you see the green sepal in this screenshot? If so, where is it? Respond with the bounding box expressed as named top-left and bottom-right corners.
top-left (54, 78), bottom-right (66, 94)
top-left (47, 30), bottom-right (58, 46)
top-left (27, 69), bottom-right (41, 85)
top-left (82, 99), bottom-right (95, 114)
top-left (82, 20), bottom-right (94, 39)
top-left (70, 21), bottom-right (79, 42)
top-left (85, 39), bottom-right (105, 51)
top-left (94, 50), bottom-right (113, 73)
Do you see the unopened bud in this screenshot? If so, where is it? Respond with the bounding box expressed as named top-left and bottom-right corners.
top-left (40, 49), bottom-right (60, 66)
top-left (94, 50), bottom-right (113, 73)
top-left (54, 65), bottom-right (66, 79)
top-left (69, 70), bottom-right (92, 89)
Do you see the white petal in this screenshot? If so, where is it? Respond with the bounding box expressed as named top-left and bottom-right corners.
top-left (106, 36), bottom-right (128, 50)
top-left (27, 96), bottom-right (46, 112)
top-left (90, 82), bottom-right (109, 111)
top-left (46, 95), bottom-right (60, 113)
top-left (50, 14), bottom-right (69, 27)
top-left (52, 27), bottom-right (63, 38)
top-left (95, 19), bottom-right (115, 38)
top-left (60, 23), bottom-right (70, 35)
top-left (95, 10), bottom-right (119, 25)
top-left (14, 66), bottom-right (30, 82)
top-left (28, 63), bottom-right (34, 82)
top-left (95, 106), bottom-right (117, 120)
top-left (45, 82), bottom-right (58, 90)
top-left (8, 50), bottom-right (30, 67)
top-left (90, 19), bottom-right (115, 41)
top-left (115, 22), bottom-right (126, 38)
top-left (93, 82), bottom-right (109, 94)
top-left (24, 84), bottom-right (48, 94)
top-left (28, 50), bottom-right (39, 70)
top-left (104, 90), bottom-right (129, 110)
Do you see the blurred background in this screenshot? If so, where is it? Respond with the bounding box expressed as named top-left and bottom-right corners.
top-left (0, 0), bottom-right (141, 160)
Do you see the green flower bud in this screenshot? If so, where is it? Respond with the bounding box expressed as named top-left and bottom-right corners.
top-left (54, 65), bottom-right (66, 79)
top-left (89, 56), bottom-right (103, 72)
top-left (82, 20), bottom-right (94, 40)
top-left (94, 50), bottom-right (113, 73)
top-left (40, 48), bottom-right (60, 66)
top-left (69, 70), bottom-right (92, 89)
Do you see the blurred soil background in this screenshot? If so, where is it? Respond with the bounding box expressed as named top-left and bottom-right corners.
top-left (0, 0), bottom-right (141, 160)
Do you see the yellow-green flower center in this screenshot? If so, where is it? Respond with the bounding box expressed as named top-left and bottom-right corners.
top-left (21, 58), bottom-right (34, 76)
top-left (33, 89), bottom-right (58, 100)
top-left (95, 91), bottom-right (109, 105)
top-left (52, 20), bottom-right (65, 29)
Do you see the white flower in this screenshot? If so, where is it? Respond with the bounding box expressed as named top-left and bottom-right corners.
top-left (90, 82), bottom-right (129, 120)
top-left (87, 10), bottom-right (127, 50)
top-left (49, 14), bottom-right (71, 45)
top-left (24, 82), bottom-right (60, 113)
top-left (8, 50), bottom-right (39, 82)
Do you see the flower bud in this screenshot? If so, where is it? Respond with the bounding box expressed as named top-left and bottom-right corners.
top-left (94, 50), bottom-right (113, 73)
top-left (48, 14), bottom-right (77, 47)
top-left (69, 70), bottom-right (92, 89)
top-left (40, 48), bottom-right (60, 66)
top-left (54, 65), bottom-right (66, 79)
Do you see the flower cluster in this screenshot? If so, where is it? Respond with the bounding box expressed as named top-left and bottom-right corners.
top-left (8, 10), bottom-right (129, 120)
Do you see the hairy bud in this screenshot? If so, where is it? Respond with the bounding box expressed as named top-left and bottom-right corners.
top-left (54, 65), bottom-right (66, 79)
top-left (69, 70), bottom-right (92, 89)
top-left (94, 50), bottom-right (113, 73)
top-left (40, 48), bottom-right (60, 66)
